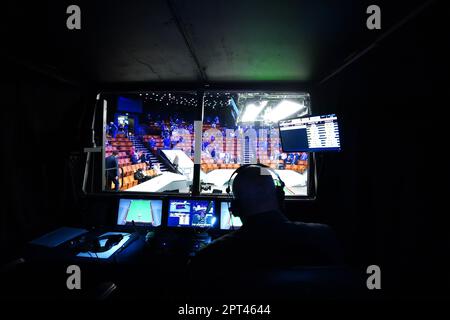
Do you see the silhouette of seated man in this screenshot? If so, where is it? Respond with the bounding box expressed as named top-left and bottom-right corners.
top-left (190, 165), bottom-right (343, 272)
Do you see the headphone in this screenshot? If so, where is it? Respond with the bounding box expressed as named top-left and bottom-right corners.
top-left (225, 164), bottom-right (286, 217)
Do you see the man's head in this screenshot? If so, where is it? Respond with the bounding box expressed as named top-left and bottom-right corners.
top-left (112, 151), bottom-right (119, 157)
top-left (231, 165), bottom-right (282, 218)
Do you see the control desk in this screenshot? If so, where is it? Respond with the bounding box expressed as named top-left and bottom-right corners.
top-left (17, 197), bottom-right (243, 299)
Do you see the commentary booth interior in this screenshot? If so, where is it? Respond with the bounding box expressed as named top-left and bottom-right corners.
top-left (1, 0), bottom-right (448, 303)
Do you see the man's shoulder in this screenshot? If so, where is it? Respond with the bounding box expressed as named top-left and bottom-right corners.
top-left (289, 221), bottom-right (333, 231)
top-left (277, 220), bottom-right (337, 242)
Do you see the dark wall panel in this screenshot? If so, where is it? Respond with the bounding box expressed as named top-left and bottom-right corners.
top-left (0, 62), bottom-right (92, 262)
top-left (311, 1), bottom-right (448, 297)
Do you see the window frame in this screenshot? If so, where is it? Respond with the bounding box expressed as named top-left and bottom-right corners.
top-left (98, 89), bottom-right (318, 201)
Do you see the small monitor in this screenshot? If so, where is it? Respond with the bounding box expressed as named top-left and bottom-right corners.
top-left (167, 199), bottom-right (217, 228)
top-left (279, 114), bottom-right (341, 152)
top-left (220, 202), bottom-right (243, 230)
top-left (117, 199), bottom-right (162, 227)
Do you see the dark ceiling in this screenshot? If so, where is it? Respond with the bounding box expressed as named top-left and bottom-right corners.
top-left (4, 0), bottom-right (432, 86)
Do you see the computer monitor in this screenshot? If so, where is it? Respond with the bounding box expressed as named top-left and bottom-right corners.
top-left (167, 199), bottom-right (217, 228)
top-left (279, 114), bottom-right (341, 152)
top-left (220, 202), bottom-right (243, 230)
top-left (117, 199), bottom-right (162, 227)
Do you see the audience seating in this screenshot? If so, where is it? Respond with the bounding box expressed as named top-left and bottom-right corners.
top-left (107, 122), bottom-right (309, 185)
top-left (111, 168), bottom-right (157, 190)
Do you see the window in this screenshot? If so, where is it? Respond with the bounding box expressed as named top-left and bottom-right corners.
top-left (200, 92), bottom-right (311, 196)
top-left (102, 91), bottom-right (312, 197)
top-left (103, 92), bottom-right (199, 193)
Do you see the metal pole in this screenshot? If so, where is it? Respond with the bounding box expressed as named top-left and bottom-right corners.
top-left (192, 92), bottom-right (204, 196)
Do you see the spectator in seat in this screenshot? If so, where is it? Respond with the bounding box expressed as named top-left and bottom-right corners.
top-left (134, 168), bottom-right (151, 184)
top-left (105, 151), bottom-right (120, 191)
top-left (146, 153), bottom-right (153, 166)
top-left (163, 135), bottom-right (171, 149)
top-left (286, 153), bottom-right (294, 164)
top-left (224, 153), bottom-right (231, 164)
top-left (109, 122), bottom-right (118, 138)
top-left (300, 152), bottom-right (308, 161)
top-left (131, 151), bottom-right (140, 164)
top-left (293, 153), bottom-right (301, 165)
top-left (202, 140), bottom-right (210, 151)
top-left (139, 152), bottom-right (147, 165)
top-left (148, 137), bottom-right (156, 150)
top-left (281, 153), bottom-right (287, 163)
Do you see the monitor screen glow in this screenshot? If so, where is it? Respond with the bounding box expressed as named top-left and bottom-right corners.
top-left (220, 202), bottom-right (243, 230)
top-left (167, 199), bottom-right (216, 228)
top-left (279, 114), bottom-right (341, 152)
top-left (117, 199), bottom-right (162, 226)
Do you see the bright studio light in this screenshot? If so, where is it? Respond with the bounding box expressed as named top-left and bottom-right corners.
top-left (264, 100), bottom-right (304, 122)
top-left (241, 100), bottom-right (268, 122)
